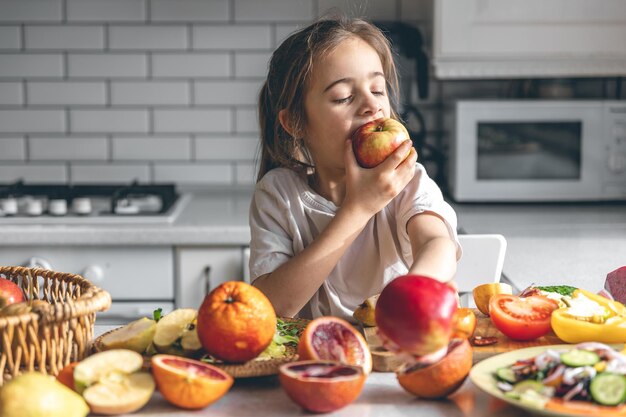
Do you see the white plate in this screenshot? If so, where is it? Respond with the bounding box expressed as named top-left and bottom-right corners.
top-left (470, 344), bottom-right (626, 417)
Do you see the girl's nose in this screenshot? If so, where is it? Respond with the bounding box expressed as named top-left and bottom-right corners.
top-left (358, 91), bottom-right (382, 116)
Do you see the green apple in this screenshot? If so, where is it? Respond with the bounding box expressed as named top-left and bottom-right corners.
top-left (0, 372), bottom-right (89, 417)
top-left (352, 117), bottom-right (410, 168)
top-left (153, 308), bottom-right (203, 356)
top-left (99, 316), bottom-right (156, 353)
top-left (73, 349), bottom-right (155, 415)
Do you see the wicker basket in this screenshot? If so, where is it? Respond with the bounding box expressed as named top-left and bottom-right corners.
top-left (0, 266), bottom-right (111, 386)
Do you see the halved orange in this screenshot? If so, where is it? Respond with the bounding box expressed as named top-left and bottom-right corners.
top-left (56, 361), bottom-right (79, 390)
top-left (297, 316), bottom-right (372, 374)
top-left (397, 338), bottom-right (473, 399)
top-left (279, 360), bottom-right (366, 413)
top-left (151, 354), bottom-right (233, 409)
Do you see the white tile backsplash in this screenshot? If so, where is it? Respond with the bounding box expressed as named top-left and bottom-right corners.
top-left (25, 25), bottom-right (105, 50)
top-left (234, 52), bottom-right (271, 78)
top-left (66, 0), bottom-right (146, 22)
top-left (153, 163), bottom-right (232, 184)
top-left (192, 25), bottom-right (272, 50)
top-left (68, 53), bottom-right (147, 77)
top-left (29, 137), bottom-right (109, 161)
top-left (110, 81), bottom-right (189, 105)
top-left (0, 137), bottom-right (26, 161)
top-left (0, 26), bottom-right (21, 49)
top-left (151, 53), bottom-right (230, 77)
top-left (70, 163), bottom-right (150, 183)
top-left (153, 109), bottom-right (231, 133)
top-left (28, 82), bottom-right (106, 105)
top-left (0, 0), bottom-right (63, 22)
top-left (0, 0), bottom-right (441, 187)
top-left (195, 80), bottom-right (263, 105)
top-left (0, 54), bottom-right (63, 77)
top-left (195, 136), bottom-right (258, 160)
top-left (0, 163), bottom-right (67, 183)
top-left (0, 82), bottom-right (23, 105)
top-left (0, 110), bottom-right (65, 133)
top-left (235, 0), bottom-right (314, 22)
top-left (112, 136), bottom-right (191, 160)
top-left (150, 0), bottom-right (230, 22)
top-left (71, 109), bottom-right (149, 133)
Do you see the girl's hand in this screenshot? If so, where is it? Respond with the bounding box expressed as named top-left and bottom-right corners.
top-left (342, 138), bottom-right (418, 217)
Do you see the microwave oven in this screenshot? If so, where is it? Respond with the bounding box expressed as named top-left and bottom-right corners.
top-left (449, 100), bottom-right (626, 202)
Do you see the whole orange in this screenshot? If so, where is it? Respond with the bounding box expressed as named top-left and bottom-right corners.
top-left (151, 354), bottom-right (233, 409)
top-left (196, 281), bottom-right (276, 363)
top-left (451, 308), bottom-right (477, 339)
top-left (396, 338), bottom-right (473, 399)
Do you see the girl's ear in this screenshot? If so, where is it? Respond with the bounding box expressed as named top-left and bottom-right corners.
top-left (278, 109), bottom-right (296, 137)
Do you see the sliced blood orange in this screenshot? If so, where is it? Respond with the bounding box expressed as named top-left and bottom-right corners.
top-left (397, 338), bottom-right (473, 399)
top-left (297, 316), bottom-right (372, 374)
top-left (279, 360), bottom-right (366, 413)
top-left (151, 354), bottom-right (233, 409)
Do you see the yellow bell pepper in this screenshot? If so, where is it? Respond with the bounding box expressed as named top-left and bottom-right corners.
top-left (551, 289), bottom-right (626, 343)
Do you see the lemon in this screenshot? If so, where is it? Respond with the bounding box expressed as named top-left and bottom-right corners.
top-left (472, 283), bottom-right (513, 316)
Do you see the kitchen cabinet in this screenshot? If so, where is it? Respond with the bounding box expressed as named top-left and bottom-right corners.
top-left (175, 246), bottom-right (249, 310)
top-left (0, 246), bottom-right (175, 324)
top-left (433, 0), bottom-right (626, 78)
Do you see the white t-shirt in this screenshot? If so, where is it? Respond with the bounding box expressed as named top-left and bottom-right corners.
top-left (248, 164), bottom-right (459, 322)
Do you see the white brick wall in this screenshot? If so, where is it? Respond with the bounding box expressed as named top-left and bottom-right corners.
top-left (0, 0), bottom-right (444, 187)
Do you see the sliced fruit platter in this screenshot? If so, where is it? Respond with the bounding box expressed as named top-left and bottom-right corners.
top-left (92, 308), bottom-right (309, 378)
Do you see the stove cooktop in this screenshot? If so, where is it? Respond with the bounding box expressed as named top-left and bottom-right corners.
top-left (0, 181), bottom-right (190, 224)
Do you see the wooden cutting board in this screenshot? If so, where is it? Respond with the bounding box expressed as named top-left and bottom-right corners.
top-left (364, 309), bottom-right (564, 372)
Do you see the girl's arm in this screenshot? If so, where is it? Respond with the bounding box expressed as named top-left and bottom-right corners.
top-left (406, 212), bottom-right (458, 283)
top-left (253, 139), bottom-right (417, 317)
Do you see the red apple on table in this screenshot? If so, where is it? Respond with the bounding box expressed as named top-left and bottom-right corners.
top-left (0, 278), bottom-right (25, 309)
top-left (352, 117), bottom-right (411, 168)
top-left (375, 275), bottom-right (457, 361)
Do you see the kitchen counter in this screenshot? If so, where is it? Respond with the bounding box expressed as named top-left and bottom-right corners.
top-left (453, 201), bottom-right (626, 293)
top-left (92, 326), bottom-right (529, 417)
top-left (0, 188), bottom-right (254, 246)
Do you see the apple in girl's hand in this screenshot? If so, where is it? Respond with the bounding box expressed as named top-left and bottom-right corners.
top-left (352, 118), bottom-right (411, 168)
top-left (0, 278), bottom-right (24, 309)
top-left (375, 275), bottom-right (457, 361)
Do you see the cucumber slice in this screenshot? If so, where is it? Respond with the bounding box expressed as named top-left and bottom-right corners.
top-left (504, 380), bottom-right (547, 400)
top-left (560, 349), bottom-right (600, 367)
top-left (590, 373), bottom-right (626, 406)
top-left (496, 367), bottom-right (518, 384)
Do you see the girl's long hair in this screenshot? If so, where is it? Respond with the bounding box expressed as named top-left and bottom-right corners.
top-left (256, 16), bottom-right (400, 182)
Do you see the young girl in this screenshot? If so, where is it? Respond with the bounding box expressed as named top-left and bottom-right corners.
top-left (249, 16), bottom-right (460, 322)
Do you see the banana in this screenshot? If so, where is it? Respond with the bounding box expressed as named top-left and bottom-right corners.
top-left (352, 294), bottom-right (380, 327)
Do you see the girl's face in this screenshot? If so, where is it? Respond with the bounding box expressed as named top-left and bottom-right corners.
top-left (302, 36), bottom-right (391, 175)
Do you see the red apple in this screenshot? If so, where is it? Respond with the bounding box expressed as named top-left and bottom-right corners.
top-left (0, 278), bottom-right (25, 309)
top-left (375, 275), bottom-right (457, 358)
top-left (352, 118), bottom-right (410, 168)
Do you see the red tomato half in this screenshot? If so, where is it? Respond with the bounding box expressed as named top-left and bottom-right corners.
top-left (489, 294), bottom-right (559, 341)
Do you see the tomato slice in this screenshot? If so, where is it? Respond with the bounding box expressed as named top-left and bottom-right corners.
top-left (489, 294), bottom-right (559, 341)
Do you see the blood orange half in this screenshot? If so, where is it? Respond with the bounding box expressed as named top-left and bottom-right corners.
top-left (151, 354), bottom-right (233, 409)
top-left (279, 360), bottom-right (366, 413)
top-left (297, 316), bottom-right (372, 374)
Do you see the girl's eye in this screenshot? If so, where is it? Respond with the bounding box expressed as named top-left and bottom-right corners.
top-left (333, 96), bottom-right (353, 104)
top-left (372, 91), bottom-right (385, 96)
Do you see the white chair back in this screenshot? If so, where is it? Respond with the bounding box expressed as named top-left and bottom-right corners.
top-left (455, 234), bottom-right (507, 307)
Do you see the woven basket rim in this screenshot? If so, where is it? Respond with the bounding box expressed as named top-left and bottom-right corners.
top-left (0, 265), bottom-right (111, 326)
